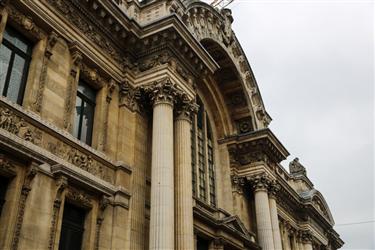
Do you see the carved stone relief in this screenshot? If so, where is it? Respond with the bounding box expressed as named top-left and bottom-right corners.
top-left (48, 176), bottom-right (68, 250)
top-left (0, 103), bottom-right (114, 183)
top-left (0, 107), bottom-right (42, 144)
top-left (46, 0), bottom-right (125, 66)
top-left (33, 31), bottom-right (59, 113)
top-left (94, 195), bottom-right (110, 250)
top-left (65, 186), bottom-right (92, 208)
top-left (11, 165), bottom-right (38, 250)
top-left (7, 5), bottom-right (45, 40)
top-left (0, 154), bottom-right (16, 174)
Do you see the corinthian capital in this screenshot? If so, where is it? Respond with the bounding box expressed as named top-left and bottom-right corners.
top-left (142, 78), bottom-right (180, 106)
top-left (268, 180), bottom-right (281, 198)
top-left (300, 230), bottom-right (313, 243)
top-left (248, 173), bottom-right (272, 192)
top-left (175, 94), bottom-right (199, 122)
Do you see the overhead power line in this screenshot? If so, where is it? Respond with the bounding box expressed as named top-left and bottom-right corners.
top-left (210, 0), bottom-right (235, 9)
top-left (335, 220), bottom-right (375, 227)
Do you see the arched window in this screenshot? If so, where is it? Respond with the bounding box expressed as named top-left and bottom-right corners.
top-left (191, 97), bottom-right (216, 207)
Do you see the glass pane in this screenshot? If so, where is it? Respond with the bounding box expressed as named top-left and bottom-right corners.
top-left (80, 102), bottom-right (94, 144)
top-left (59, 203), bottom-right (85, 250)
top-left (78, 81), bottom-right (96, 103)
top-left (6, 54), bottom-right (26, 103)
top-left (73, 97), bottom-right (83, 138)
top-left (3, 28), bottom-right (30, 54)
top-left (0, 45), bottom-right (12, 95)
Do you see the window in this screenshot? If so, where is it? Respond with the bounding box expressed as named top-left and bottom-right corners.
top-left (73, 81), bottom-right (96, 145)
top-left (0, 176), bottom-right (9, 216)
top-left (0, 26), bottom-right (32, 104)
top-left (59, 203), bottom-right (86, 250)
top-left (191, 97), bottom-right (216, 206)
top-left (196, 236), bottom-right (209, 250)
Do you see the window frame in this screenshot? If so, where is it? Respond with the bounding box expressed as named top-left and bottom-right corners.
top-left (73, 80), bottom-right (96, 146)
top-left (191, 97), bottom-right (217, 207)
top-left (0, 26), bottom-right (32, 105)
top-left (58, 202), bottom-right (86, 250)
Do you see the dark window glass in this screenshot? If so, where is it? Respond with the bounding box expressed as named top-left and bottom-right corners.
top-left (73, 81), bottom-right (96, 145)
top-left (196, 237), bottom-right (209, 250)
top-left (0, 176), bottom-right (9, 216)
top-left (59, 203), bottom-right (86, 250)
top-left (191, 96), bottom-right (216, 206)
top-left (191, 118), bottom-right (197, 197)
top-left (0, 26), bottom-right (32, 104)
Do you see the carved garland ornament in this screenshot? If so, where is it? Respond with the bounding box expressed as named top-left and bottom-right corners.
top-left (65, 186), bottom-right (92, 208)
top-left (11, 165), bottom-right (38, 250)
top-left (94, 195), bottom-right (110, 250)
top-left (0, 154), bottom-right (16, 174)
top-left (33, 32), bottom-right (59, 113)
top-left (48, 176), bottom-right (68, 250)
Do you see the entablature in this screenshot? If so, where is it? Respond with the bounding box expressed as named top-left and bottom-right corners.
top-left (222, 128), bottom-right (289, 166)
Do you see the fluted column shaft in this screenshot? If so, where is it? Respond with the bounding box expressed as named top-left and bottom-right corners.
top-left (254, 188), bottom-right (275, 250)
top-left (283, 229), bottom-right (291, 250)
top-left (174, 111), bottom-right (194, 250)
top-left (149, 100), bottom-right (175, 250)
top-left (303, 242), bottom-right (313, 250)
top-left (269, 196), bottom-right (283, 250)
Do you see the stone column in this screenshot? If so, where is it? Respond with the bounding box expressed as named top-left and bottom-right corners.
top-left (280, 222), bottom-right (292, 250)
top-left (251, 174), bottom-right (275, 250)
top-left (146, 79), bottom-right (178, 250)
top-left (269, 182), bottom-right (283, 250)
top-left (302, 231), bottom-right (313, 250)
top-left (174, 100), bottom-right (197, 250)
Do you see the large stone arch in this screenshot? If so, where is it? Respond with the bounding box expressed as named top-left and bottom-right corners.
top-left (182, 2), bottom-right (272, 132)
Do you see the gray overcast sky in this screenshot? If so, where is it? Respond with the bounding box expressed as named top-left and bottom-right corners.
top-left (227, 0), bottom-right (374, 249)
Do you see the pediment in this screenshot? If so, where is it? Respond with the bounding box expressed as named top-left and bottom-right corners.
top-left (302, 189), bottom-right (335, 224)
top-left (220, 216), bottom-right (251, 238)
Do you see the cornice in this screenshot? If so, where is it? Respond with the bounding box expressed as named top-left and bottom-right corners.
top-left (223, 128), bottom-right (289, 165)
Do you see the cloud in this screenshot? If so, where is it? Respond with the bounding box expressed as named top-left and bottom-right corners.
top-left (231, 1), bottom-right (374, 249)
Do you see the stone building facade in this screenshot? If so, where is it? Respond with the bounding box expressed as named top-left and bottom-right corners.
top-left (0, 0), bottom-right (344, 249)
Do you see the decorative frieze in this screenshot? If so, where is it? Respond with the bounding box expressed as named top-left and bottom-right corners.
top-left (0, 102), bottom-right (115, 183)
top-left (46, 0), bottom-right (126, 67)
top-left (226, 128), bottom-right (289, 166)
top-left (0, 107), bottom-right (42, 144)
